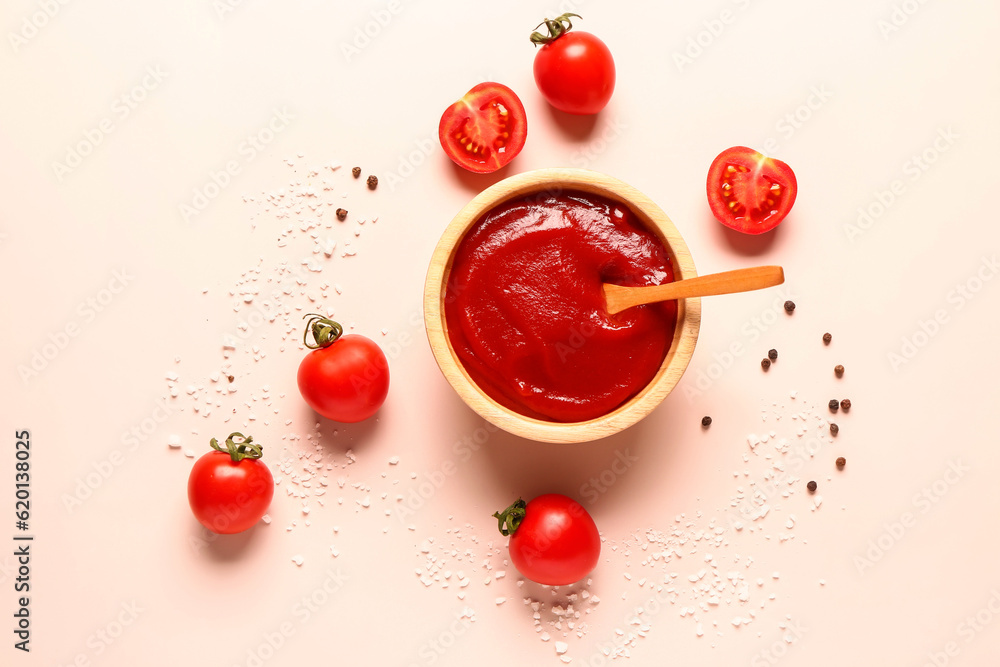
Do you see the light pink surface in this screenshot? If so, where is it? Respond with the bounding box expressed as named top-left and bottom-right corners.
top-left (3, 1), bottom-right (1000, 665)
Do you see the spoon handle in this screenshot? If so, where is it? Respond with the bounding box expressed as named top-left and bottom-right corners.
top-left (604, 266), bottom-right (785, 315)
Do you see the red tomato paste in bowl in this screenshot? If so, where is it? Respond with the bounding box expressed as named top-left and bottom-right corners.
top-left (444, 190), bottom-right (677, 423)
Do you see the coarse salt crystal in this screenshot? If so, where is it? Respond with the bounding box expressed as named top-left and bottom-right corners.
top-left (555, 641), bottom-right (568, 654)
top-left (167, 435), bottom-right (181, 448)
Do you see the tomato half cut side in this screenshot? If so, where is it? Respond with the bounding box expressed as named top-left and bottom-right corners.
top-left (439, 82), bottom-right (528, 174)
top-left (707, 146), bottom-right (797, 235)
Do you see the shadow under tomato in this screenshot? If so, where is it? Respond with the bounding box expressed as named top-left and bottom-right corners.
top-left (544, 104), bottom-right (600, 141)
top-left (195, 521), bottom-right (262, 562)
top-left (307, 405), bottom-right (385, 454)
top-left (709, 210), bottom-right (785, 256)
top-left (448, 158), bottom-right (517, 194)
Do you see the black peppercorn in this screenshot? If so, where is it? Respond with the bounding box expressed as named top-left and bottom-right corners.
top-left (823, 333), bottom-right (832, 344)
top-left (768, 348), bottom-right (777, 361)
top-left (840, 399), bottom-right (851, 410)
top-left (830, 423), bottom-right (839, 436)
top-left (836, 457), bottom-right (846, 469)
top-left (352, 166), bottom-right (361, 178)
top-left (829, 399), bottom-right (839, 411)
top-left (336, 208), bottom-right (348, 221)
top-left (835, 364), bottom-right (844, 377)
top-left (367, 174), bottom-right (378, 190)
top-left (784, 300), bottom-right (795, 312)
top-left (701, 416), bottom-right (712, 427)
top-left (761, 358), bottom-right (771, 370)
top-left (807, 480), bottom-right (817, 493)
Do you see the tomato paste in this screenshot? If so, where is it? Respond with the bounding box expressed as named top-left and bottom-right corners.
top-left (444, 190), bottom-right (676, 422)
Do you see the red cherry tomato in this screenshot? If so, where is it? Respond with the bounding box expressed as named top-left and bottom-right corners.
top-left (297, 315), bottom-right (389, 423)
top-left (707, 146), bottom-right (798, 234)
top-left (531, 14), bottom-right (615, 115)
top-left (439, 82), bottom-right (527, 174)
top-left (493, 494), bottom-right (601, 585)
top-left (188, 433), bottom-right (274, 534)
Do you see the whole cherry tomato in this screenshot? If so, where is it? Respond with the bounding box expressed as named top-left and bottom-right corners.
top-left (188, 432), bottom-right (274, 534)
top-left (297, 314), bottom-right (389, 423)
top-left (531, 13), bottom-right (615, 115)
top-left (493, 494), bottom-right (601, 585)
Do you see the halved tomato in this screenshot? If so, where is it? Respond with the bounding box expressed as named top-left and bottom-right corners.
top-left (439, 82), bottom-right (527, 174)
top-left (707, 146), bottom-right (797, 235)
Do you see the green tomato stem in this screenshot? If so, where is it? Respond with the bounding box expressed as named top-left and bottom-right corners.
top-left (492, 497), bottom-right (527, 536)
top-left (209, 432), bottom-right (264, 463)
top-left (302, 313), bottom-right (344, 349)
top-left (529, 12), bottom-right (581, 46)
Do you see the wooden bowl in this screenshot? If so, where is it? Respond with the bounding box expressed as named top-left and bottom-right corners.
top-left (423, 168), bottom-right (701, 443)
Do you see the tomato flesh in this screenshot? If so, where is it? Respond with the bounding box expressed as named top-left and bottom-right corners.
top-left (707, 146), bottom-right (797, 234)
top-left (508, 494), bottom-right (601, 586)
top-left (439, 82), bottom-right (527, 174)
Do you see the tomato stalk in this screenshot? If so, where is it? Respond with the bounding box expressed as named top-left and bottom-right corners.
top-left (303, 313), bottom-right (344, 349)
top-left (529, 12), bottom-right (580, 46)
top-left (492, 497), bottom-right (527, 536)
top-left (209, 432), bottom-right (264, 463)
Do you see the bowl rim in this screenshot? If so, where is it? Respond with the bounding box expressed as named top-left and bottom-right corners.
top-left (423, 168), bottom-right (701, 443)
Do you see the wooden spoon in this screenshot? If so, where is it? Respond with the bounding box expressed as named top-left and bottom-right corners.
top-left (604, 265), bottom-right (785, 315)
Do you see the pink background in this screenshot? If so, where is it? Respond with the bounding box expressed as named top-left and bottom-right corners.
top-left (3, 1), bottom-right (1000, 665)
